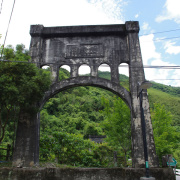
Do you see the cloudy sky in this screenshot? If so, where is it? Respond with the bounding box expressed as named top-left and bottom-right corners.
top-left (0, 0), bottom-right (180, 86)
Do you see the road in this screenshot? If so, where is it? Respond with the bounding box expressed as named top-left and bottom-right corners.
top-left (176, 169), bottom-right (180, 180)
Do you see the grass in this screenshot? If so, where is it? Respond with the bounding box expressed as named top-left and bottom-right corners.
top-left (148, 88), bottom-right (180, 127)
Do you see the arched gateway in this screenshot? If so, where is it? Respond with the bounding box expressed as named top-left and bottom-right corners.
top-left (13, 21), bottom-right (158, 168)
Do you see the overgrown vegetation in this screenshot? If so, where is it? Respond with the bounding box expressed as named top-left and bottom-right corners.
top-left (0, 44), bottom-right (51, 156)
top-left (0, 44), bottom-right (179, 168)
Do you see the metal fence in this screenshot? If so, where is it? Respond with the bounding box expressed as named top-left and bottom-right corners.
top-left (0, 144), bottom-right (11, 162)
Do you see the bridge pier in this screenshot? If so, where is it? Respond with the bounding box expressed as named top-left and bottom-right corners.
top-left (126, 22), bottom-right (159, 168)
top-left (12, 110), bottom-right (40, 167)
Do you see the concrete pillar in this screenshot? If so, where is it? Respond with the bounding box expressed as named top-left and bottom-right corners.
top-left (111, 65), bottom-right (119, 83)
top-left (126, 21), bottom-right (158, 168)
top-left (51, 64), bottom-right (59, 82)
top-left (12, 110), bottom-right (40, 167)
top-left (71, 65), bottom-right (79, 77)
top-left (29, 25), bottom-right (44, 67)
top-left (91, 65), bottom-right (98, 77)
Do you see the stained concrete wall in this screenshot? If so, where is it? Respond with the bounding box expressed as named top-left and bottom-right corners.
top-left (0, 168), bottom-right (175, 180)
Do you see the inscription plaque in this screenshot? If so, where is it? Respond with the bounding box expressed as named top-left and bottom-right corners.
top-left (65, 44), bottom-right (104, 58)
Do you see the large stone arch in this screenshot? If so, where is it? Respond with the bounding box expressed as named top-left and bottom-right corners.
top-left (13, 21), bottom-right (159, 168)
top-left (40, 77), bottom-right (131, 110)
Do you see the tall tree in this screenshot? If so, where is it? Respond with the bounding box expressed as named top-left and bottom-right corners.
top-left (100, 97), bottom-right (131, 166)
top-left (0, 44), bottom-right (51, 144)
top-left (151, 103), bottom-right (180, 161)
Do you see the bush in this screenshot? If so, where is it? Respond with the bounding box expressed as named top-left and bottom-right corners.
top-left (40, 131), bottom-right (113, 167)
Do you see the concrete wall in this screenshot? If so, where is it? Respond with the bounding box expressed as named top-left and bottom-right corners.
top-left (0, 168), bottom-right (175, 180)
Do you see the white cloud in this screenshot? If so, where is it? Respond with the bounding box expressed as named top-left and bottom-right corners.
top-left (0, 0), bottom-right (125, 48)
top-left (148, 59), bottom-right (179, 86)
top-left (140, 34), bottom-right (180, 86)
top-left (88, 0), bottom-right (125, 22)
top-left (140, 34), bottom-right (161, 65)
top-left (135, 14), bottom-right (139, 18)
top-left (164, 41), bottom-right (180, 54)
top-left (171, 69), bottom-right (180, 86)
top-left (156, 0), bottom-right (180, 24)
top-left (119, 63), bottom-right (129, 76)
top-left (141, 22), bottom-right (149, 31)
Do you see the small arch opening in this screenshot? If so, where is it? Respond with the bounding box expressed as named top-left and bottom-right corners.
top-left (59, 65), bottom-right (71, 81)
top-left (98, 63), bottom-right (111, 80)
top-left (119, 63), bottom-right (129, 90)
top-left (78, 64), bottom-right (91, 76)
top-left (41, 65), bottom-right (50, 70)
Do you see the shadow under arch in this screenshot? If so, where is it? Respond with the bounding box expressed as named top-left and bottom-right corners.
top-left (39, 76), bottom-right (132, 112)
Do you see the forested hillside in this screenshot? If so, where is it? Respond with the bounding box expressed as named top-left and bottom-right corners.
top-left (39, 68), bottom-right (180, 167)
top-left (0, 44), bottom-right (179, 168)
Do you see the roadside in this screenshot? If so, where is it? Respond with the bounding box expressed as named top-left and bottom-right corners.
top-left (176, 169), bottom-right (180, 180)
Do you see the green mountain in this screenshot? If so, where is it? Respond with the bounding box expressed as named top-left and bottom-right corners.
top-left (1, 68), bottom-right (179, 167)
top-left (99, 71), bottom-right (180, 127)
top-left (1, 44), bottom-right (179, 167)
top-left (39, 69), bottom-right (179, 167)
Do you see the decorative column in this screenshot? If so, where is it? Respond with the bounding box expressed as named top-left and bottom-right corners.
top-left (126, 21), bottom-right (158, 168)
top-left (12, 109), bottom-right (40, 167)
top-left (12, 25), bottom-right (44, 167)
top-left (29, 25), bottom-right (44, 67)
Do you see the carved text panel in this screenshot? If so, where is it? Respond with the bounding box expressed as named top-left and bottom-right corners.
top-left (65, 44), bottom-right (104, 58)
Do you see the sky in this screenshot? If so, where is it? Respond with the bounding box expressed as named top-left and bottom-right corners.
top-left (0, 0), bottom-right (180, 87)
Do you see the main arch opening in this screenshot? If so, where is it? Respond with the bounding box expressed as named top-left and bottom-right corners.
top-left (40, 83), bottom-right (131, 167)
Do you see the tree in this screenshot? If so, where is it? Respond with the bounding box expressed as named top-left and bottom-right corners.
top-left (151, 103), bottom-right (180, 162)
top-left (100, 97), bottom-right (131, 166)
top-left (0, 44), bottom-right (51, 144)
top-left (40, 131), bottom-right (113, 167)
top-left (83, 122), bottom-right (103, 138)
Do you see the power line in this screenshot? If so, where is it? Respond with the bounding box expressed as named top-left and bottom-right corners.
top-left (150, 79), bottom-right (180, 81)
top-left (143, 65), bottom-right (180, 69)
top-left (154, 36), bottom-right (180, 42)
top-left (0, 0), bottom-right (16, 58)
top-left (141, 36), bottom-right (180, 42)
top-left (140, 28), bottom-right (180, 36)
top-left (1, 59), bottom-right (180, 69)
top-left (1, 59), bottom-right (180, 82)
top-left (139, 28), bottom-right (180, 42)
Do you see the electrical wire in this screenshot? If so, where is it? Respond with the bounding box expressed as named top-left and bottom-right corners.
top-left (1, 59), bottom-right (180, 69)
top-left (0, 0), bottom-right (16, 58)
top-left (139, 28), bottom-right (180, 42)
top-left (139, 28), bottom-right (180, 36)
top-left (141, 36), bottom-right (180, 42)
top-left (1, 60), bottom-right (180, 82)
top-left (149, 79), bottom-right (180, 81)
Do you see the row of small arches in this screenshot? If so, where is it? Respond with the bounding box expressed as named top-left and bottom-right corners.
top-left (41, 63), bottom-right (129, 81)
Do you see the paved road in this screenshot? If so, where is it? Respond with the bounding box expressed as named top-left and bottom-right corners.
top-left (176, 169), bottom-right (180, 180)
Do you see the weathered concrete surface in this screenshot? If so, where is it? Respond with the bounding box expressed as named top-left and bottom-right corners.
top-left (0, 168), bottom-right (175, 180)
top-left (41, 76), bottom-right (132, 109)
top-left (13, 21), bottom-right (158, 168)
top-left (12, 110), bottom-right (40, 167)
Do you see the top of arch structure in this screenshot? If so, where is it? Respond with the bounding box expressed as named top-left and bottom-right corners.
top-left (30, 21), bottom-right (139, 37)
top-left (29, 21), bottom-right (141, 111)
top-left (29, 21), bottom-right (140, 80)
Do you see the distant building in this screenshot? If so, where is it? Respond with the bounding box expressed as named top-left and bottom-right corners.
top-left (88, 135), bottom-right (106, 144)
